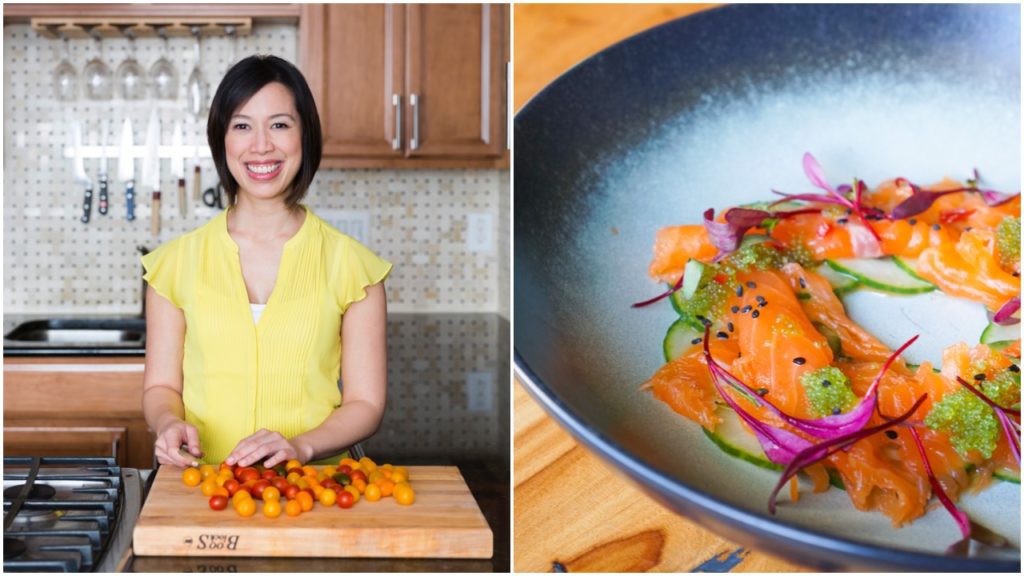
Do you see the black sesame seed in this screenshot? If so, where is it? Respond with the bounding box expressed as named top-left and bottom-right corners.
top-left (973, 373), bottom-right (986, 381)
top-left (908, 218), bottom-right (917, 225)
top-left (821, 380), bottom-right (831, 388)
top-left (756, 387), bottom-right (769, 397)
top-left (727, 322), bottom-right (735, 333)
top-left (759, 301), bottom-right (768, 308)
top-left (731, 306), bottom-right (740, 313)
top-left (741, 305), bottom-right (752, 313)
top-left (845, 208), bottom-right (852, 215)
top-left (755, 295), bottom-right (767, 304)
top-left (1010, 365), bottom-right (1020, 373)
top-left (836, 218), bottom-right (848, 225)
top-left (792, 357), bottom-right (806, 365)
top-left (799, 277), bottom-right (807, 289)
top-left (832, 407), bottom-right (842, 415)
top-left (696, 315), bottom-right (712, 327)
top-left (932, 224), bottom-right (941, 231)
top-left (736, 285), bottom-right (744, 297)
top-left (751, 310), bottom-right (760, 319)
top-left (716, 331), bottom-right (729, 340)
top-left (746, 281), bottom-right (756, 289)
top-left (964, 226), bottom-right (973, 232)
top-left (885, 430), bottom-right (898, 440)
top-left (691, 337), bottom-right (703, 345)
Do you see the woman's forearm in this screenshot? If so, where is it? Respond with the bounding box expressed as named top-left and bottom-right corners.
top-left (291, 398), bottom-right (386, 463)
top-left (143, 385), bottom-right (187, 436)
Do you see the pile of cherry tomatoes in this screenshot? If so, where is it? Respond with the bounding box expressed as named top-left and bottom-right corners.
top-left (180, 456), bottom-right (416, 518)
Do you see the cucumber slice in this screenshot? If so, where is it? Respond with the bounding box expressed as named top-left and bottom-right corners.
top-left (662, 317), bottom-right (703, 362)
top-left (891, 255), bottom-right (931, 283)
top-left (826, 257), bottom-right (936, 295)
top-left (980, 321), bottom-right (1020, 351)
top-left (681, 259), bottom-right (704, 299)
top-left (739, 233), bottom-right (773, 248)
top-left (812, 263), bottom-right (860, 295)
top-left (994, 467), bottom-right (1021, 484)
top-left (702, 408), bottom-right (845, 489)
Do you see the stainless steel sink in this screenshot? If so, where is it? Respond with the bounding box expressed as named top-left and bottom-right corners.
top-left (4, 318), bottom-right (146, 346)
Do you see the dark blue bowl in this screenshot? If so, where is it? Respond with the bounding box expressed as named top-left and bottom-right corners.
top-left (515, 3), bottom-right (1020, 571)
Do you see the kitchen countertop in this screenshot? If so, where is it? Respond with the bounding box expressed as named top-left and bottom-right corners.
top-left (4, 311), bottom-right (510, 571)
top-left (513, 5), bottom-right (806, 572)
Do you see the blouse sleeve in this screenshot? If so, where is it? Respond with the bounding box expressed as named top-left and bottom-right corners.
top-left (140, 239), bottom-right (182, 308)
top-left (337, 238), bottom-right (392, 313)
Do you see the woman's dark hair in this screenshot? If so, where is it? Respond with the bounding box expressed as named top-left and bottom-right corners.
top-left (207, 54), bottom-right (321, 208)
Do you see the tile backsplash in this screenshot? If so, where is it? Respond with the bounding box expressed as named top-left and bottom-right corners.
top-left (3, 22), bottom-right (508, 316)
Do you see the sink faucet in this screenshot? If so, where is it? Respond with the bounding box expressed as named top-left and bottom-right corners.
top-left (137, 245), bottom-right (150, 318)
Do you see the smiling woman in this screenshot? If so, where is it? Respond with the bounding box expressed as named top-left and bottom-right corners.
top-left (141, 55), bottom-right (392, 469)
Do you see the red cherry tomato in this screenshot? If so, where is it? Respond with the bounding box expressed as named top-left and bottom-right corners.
top-left (223, 478), bottom-right (241, 496)
top-left (237, 467), bottom-right (260, 483)
top-left (349, 470), bottom-right (367, 483)
top-left (286, 467), bottom-right (304, 476)
top-left (337, 490), bottom-right (355, 509)
top-left (251, 479), bottom-right (271, 500)
top-left (209, 495), bottom-right (229, 511)
top-left (338, 465), bottom-right (353, 474)
top-left (272, 477), bottom-right (290, 492)
top-left (261, 469), bottom-right (278, 481)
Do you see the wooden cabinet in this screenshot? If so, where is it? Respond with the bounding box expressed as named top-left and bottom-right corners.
top-left (301, 3), bottom-right (508, 168)
top-left (3, 357), bottom-right (154, 469)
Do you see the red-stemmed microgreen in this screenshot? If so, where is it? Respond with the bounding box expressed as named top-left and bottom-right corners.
top-left (767, 394), bottom-right (929, 515)
top-left (907, 426), bottom-right (972, 542)
top-left (631, 272), bottom-right (685, 308)
top-left (955, 376), bottom-right (1021, 466)
top-left (993, 296), bottom-right (1020, 326)
top-left (891, 177), bottom-right (1020, 220)
top-left (702, 207), bottom-right (820, 262)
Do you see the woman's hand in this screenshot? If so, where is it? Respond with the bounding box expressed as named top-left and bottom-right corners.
top-left (225, 429), bottom-right (312, 469)
top-left (154, 418), bottom-right (204, 467)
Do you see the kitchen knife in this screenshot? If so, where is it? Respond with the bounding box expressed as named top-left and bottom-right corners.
top-left (73, 121), bottom-right (93, 224)
top-left (143, 110), bottom-right (161, 236)
top-left (97, 119), bottom-right (109, 216)
top-left (192, 118), bottom-right (202, 202)
top-left (170, 121), bottom-right (186, 218)
top-left (118, 118), bottom-right (136, 221)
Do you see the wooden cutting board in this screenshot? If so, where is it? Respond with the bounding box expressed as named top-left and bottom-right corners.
top-left (133, 466), bottom-right (492, 559)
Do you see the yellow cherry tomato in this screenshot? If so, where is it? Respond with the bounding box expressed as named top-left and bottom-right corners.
top-left (262, 486), bottom-right (281, 501)
top-left (364, 484), bottom-right (382, 502)
top-left (358, 457), bottom-right (377, 473)
top-left (321, 465), bottom-right (337, 478)
top-left (319, 488), bottom-right (337, 507)
top-left (198, 464), bottom-right (217, 479)
top-left (352, 478), bottom-right (367, 494)
top-left (285, 459), bottom-right (302, 471)
top-left (338, 457), bottom-right (358, 469)
top-left (262, 499), bottom-right (282, 518)
top-left (232, 490), bottom-right (253, 507)
top-left (301, 465), bottom-right (318, 477)
top-left (200, 479), bottom-right (219, 497)
top-left (393, 482), bottom-right (415, 506)
top-left (182, 467), bottom-right (202, 487)
top-left (343, 485), bottom-right (361, 503)
top-left (367, 471), bottom-right (384, 484)
top-left (235, 498), bottom-right (256, 517)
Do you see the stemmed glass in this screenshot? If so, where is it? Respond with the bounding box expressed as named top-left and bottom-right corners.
top-left (115, 31), bottom-right (147, 100)
top-left (185, 27), bottom-right (206, 116)
top-left (149, 29), bottom-right (178, 100)
top-left (82, 33), bottom-right (113, 100)
top-left (52, 35), bottom-right (78, 101)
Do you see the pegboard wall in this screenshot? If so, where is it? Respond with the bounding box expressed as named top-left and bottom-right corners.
top-left (3, 22), bottom-right (507, 315)
top-left (363, 314), bottom-right (508, 460)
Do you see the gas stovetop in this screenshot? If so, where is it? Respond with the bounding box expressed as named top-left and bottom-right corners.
top-left (3, 457), bottom-right (142, 572)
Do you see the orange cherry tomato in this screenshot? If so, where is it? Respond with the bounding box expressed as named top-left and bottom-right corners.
top-left (199, 464), bottom-right (217, 480)
top-left (284, 499), bottom-right (302, 517)
top-left (296, 491), bottom-right (314, 512)
top-left (211, 486), bottom-right (229, 498)
top-left (182, 468), bottom-right (202, 487)
top-left (262, 499), bottom-right (282, 518)
top-left (231, 490), bottom-right (253, 507)
top-left (379, 479), bottom-right (395, 498)
top-left (285, 459), bottom-right (302, 471)
top-left (364, 484), bottom-right (382, 502)
top-left (262, 486), bottom-right (281, 502)
top-left (235, 498), bottom-right (256, 517)
top-left (200, 479), bottom-right (219, 497)
top-left (393, 483), bottom-right (415, 506)
top-left (209, 495), bottom-right (229, 511)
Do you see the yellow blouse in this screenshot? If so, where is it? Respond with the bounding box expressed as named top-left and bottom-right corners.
top-left (141, 206), bottom-right (392, 464)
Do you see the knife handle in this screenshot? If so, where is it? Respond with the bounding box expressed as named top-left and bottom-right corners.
top-left (193, 165), bottom-right (202, 202)
top-left (81, 183), bottom-right (93, 224)
top-left (98, 175), bottom-right (109, 216)
top-left (126, 181), bottom-right (136, 221)
top-left (151, 191), bottom-right (161, 236)
top-left (178, 178), bottom-right (187, 218)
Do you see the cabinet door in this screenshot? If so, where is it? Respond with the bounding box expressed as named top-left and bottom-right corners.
top-left (302, 4), bottom-right (405, 158)
top-left (4, 425), bottom-right (127, 464)
top-left (405, 3), bottom-right (505, 158)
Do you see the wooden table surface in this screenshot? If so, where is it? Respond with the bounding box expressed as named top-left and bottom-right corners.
top-left (512, 5), bottom-right (810, 572)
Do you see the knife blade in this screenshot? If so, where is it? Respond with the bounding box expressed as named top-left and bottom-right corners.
top-left (117, 118), bottom-right (136, 221)
top-left (97, 119), bottom-right (109, 216)
top-left (73, 121), bottom-right (93, 224)
top-left (170, 121), bottom-right (186, 218)
top-left (143, 110), bottom-right (161, 236)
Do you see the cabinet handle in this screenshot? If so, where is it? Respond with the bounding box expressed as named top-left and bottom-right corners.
top-left (409, 93), bottom-right (420, 150)
top-left (391, 94), bottom-right (402, 151)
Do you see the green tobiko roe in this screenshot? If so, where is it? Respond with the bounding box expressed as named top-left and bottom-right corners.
top-left (995, 216), bottom-right (1020, 271)
top-left (924, 389), bottom-right (1000, 459)
top-left (799, 366), bottom-right (857, 418)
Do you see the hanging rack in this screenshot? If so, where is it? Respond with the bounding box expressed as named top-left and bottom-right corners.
top-left (30, 17), bottom-right (252, 39)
